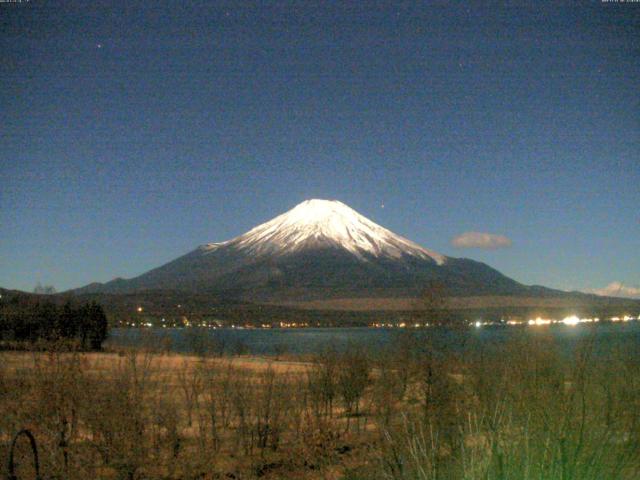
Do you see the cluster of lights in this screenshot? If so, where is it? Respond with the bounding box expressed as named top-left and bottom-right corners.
top-left (561, 315), bottom-right (580, 325)
top-left (611, 315), bottom-right (638, 322)
top-left (277, 321), bottom-right (309, 328)
top-left (122, 319), bottom-right (313, 329)
top-left (472, 314), bottom-right (639, 328)
top-left (528, 317), bottom-right (553, 326)
top-left (370, 322), bottom-right (430, 328)
top-left (121, 321), bottom-right (153, 328)
top-left (123, 308), bottom-right (640, 330)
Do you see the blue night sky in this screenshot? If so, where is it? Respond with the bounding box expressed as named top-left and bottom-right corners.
top-left (1, 1), bottom-right (639, 295)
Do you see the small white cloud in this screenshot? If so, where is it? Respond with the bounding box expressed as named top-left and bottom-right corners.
top-left (451, 231), bottom-right (512, 249)
top-left (588, 282), bottom-right (640, 299)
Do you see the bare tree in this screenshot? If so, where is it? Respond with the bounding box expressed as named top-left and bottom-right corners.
top-left (413, 280), bottom-right (449, 326)
top-left (33, 282), bottom-right (57, 295)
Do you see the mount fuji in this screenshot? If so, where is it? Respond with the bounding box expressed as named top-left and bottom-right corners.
top-left (75, 199), bottom-right (545, 302)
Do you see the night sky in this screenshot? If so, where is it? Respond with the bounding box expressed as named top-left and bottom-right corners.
top-left (1, 1), bottom-right (639, 296)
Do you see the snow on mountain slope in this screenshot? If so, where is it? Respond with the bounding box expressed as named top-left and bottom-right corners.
top-left (201, 199), bottom-right (446, 264)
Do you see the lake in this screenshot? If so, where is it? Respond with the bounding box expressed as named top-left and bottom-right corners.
top-left (106, 322), bottom-right (640, 356)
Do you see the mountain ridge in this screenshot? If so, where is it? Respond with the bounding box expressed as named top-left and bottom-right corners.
top-left (71, 199), bottom-right (541, 301)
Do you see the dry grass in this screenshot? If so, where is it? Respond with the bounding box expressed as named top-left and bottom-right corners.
top-left (2, 351), bottom-right (311, 376)
top-left (1, 331), bottom-right (639, 479)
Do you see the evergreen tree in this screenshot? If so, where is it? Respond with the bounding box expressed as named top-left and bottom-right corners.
top-left (0, 295), bottom-right (109, 350)
top-left (87, 302), bottom-right (108, 350)
top-left (59, 301), bottom-right (79, 339)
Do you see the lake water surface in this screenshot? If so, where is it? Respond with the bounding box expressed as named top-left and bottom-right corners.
top-left (106, 322), bottom-right (640, 356)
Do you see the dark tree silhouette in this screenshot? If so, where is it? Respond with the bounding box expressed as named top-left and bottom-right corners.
top-left (0, 295), bottom-right (109, 350)
top-left (87, 302), bottom-right (108, 350)
top-left (414, 280), bottom-right (449, 326)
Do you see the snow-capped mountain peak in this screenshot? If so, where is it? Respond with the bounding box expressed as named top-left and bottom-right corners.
top-left (203, 199), bottom-right (446, 264)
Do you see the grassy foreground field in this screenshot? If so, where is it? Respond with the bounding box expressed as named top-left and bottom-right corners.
top-left (1, 331), bottom-right (640, 479)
